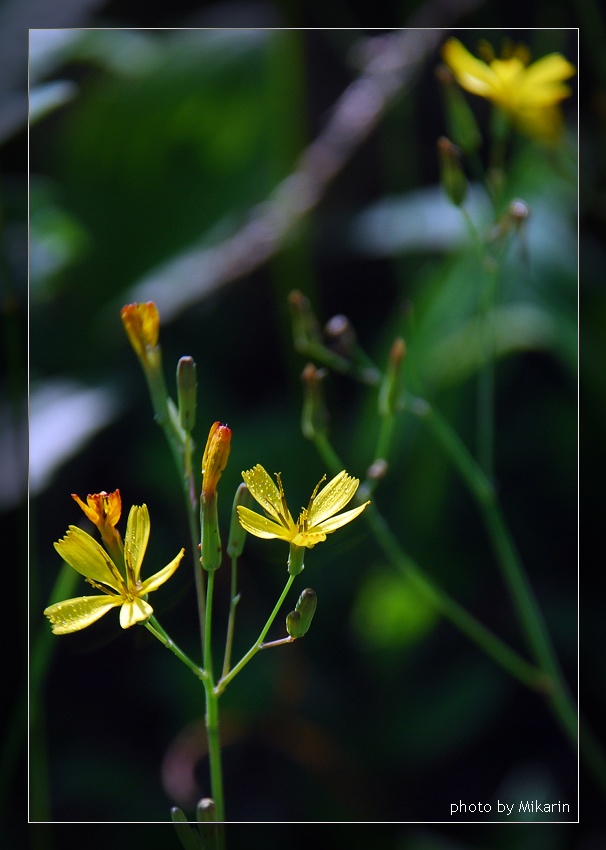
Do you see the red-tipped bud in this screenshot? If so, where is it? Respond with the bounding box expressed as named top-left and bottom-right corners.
top-left (202, 422), bottom-right (232, 498)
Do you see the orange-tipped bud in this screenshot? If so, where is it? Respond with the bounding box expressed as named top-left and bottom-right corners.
top-left (202, 422), bottom-right (232, 498)
top-left (121, 302), bottom-right (160, 370)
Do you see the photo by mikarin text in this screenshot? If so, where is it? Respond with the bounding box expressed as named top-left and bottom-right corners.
top-left (450, 800), bottom-right (571, 818)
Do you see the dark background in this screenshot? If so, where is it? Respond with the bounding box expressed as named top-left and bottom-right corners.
top-left (0, 0), bottom-right (600, 846)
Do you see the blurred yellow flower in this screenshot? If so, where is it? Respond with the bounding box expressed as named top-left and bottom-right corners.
top-left (441, 37), bottom-right (576, 140)
top-left (45, 504), bottom-right (184, 634)
top-left (237, 465), bottom-right (369, 549)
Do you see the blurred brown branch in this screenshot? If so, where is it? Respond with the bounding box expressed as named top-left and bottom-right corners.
top-left (128, 14), bottom-right (482, 320)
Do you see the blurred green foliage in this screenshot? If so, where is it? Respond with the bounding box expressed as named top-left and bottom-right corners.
top-left (16, 20), bottom-right (590, 839)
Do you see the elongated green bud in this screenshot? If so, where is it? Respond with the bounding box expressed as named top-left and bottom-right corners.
top-left (378, 337), bottom-right (406, 417)
top-left (171, 807), bottom-right (202, 850)
top-left (286, 588), bottom-right (317, 638)
top-left (437, 136), bottom-right (467, 207)
top-left (227, 483), bottom-right (253, 558)
top-left (301, 363), bottom-right (329, 440)
top-left (197, 798), bottom-right (219, 850)
top-left (288, 289), bottom-right (322, 351)
top-left (436, 64), bottom-right (481, 154)
top-left (177, 356), bottom-right (197, 432)
top-left (196, 798), bottom-right (217, 821)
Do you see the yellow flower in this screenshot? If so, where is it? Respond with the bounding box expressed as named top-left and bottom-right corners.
top-left (44, 504), bottom-right (184, 634)
top-left (237, 465), bottom-right (369, 549)
top-left (441, 37), bottom-right (576, 140)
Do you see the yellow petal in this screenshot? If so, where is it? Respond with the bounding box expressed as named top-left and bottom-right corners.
top-left (237, 506), bottom-right (293, 541)
top-left (54, 526), bottom-right (123, 589)
top-left (442, 38), bottom-right (498, 98)
top-left (124, 504), bottom-right (150, 582)
top-left (120, 597), bottom-right (153, 629)
top-left (139, 548), bottom-right (185, 594)
top-left (309, 471), bottom-right (360, 527)
top-left (314, 500), bottom-right (370, 534)
top-left (44, 595), bottom-right (121, 634)
top-left (241, 465), bottom-right (294, 527)
top-left (523, 53), bottom-right (576, 89)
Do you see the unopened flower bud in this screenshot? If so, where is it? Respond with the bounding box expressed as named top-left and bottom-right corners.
top-left (508, 198), bottom-right (530, 228)
top-left (171, 807), bottom-right (200, 850)
top-left (197, 798), bottom-right (219, 850)
top-left (437, 137), bottom-right (467, 207)
top-left (491, 198), bottom-right (531, 244)
top-left (436, 63), bottom-right (482, 154)
top-left (227, 483), bottom-right (253, 559)
top-left (177, 356), bottom-right (197, 432)
top-left (288, 289), bottom-right (322, 352)
top-left (378, 337), bottom-right (406, 417)
top-left (202, 422), bottom-right (231, 498)
top-left (200, 422), bottom-right (231, 572)
top-left (301, 363), bottom-right (329, 440)
top-left (121, 302), bottom-right (161, 371)
top-left (325, 314), bottom-right (357, 356)
top-left (197, 797), bottom-right (217, 822)
top-left (286, 588), bottom-right (317, 638)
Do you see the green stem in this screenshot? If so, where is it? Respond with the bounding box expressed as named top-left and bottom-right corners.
top-left (364, 502), bottom-right (543, 691)
top-left (458, 204), bottom-right (496, 478)
top-left (145, 617), bottom-right (206, 682)
top-left (312, 432), bottom-right (543, 691)
top-left (416, 399), bottom-right (578, 745)
top-left (201, 553), bottom-right (227, 822)
top-left (297, 339), bottom-right (381, 385)
top-left (375, 411), bottom-right (395, 464)
top-left (204, 686), bottom-right (225, 823)
top-left (145, 365), bottom-right (206, 658)
top-left (183, 430), bottom-right (206, 658)
top-left (216, 574), bottom-right (296, 695)
top-left (222, 555), bottom-right (240, 678)
top-left (477, 260), bottom-right (497, 480)
top-left (204, 569), bottom-right (216, 680)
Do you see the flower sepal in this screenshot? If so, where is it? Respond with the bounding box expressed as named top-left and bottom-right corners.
top-left (287, 544), bottom-right (305, 576)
